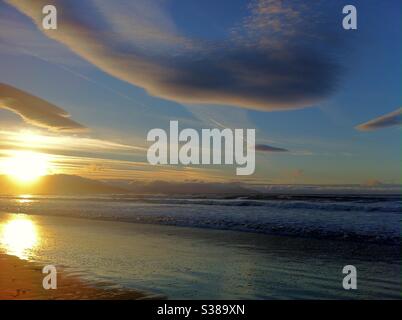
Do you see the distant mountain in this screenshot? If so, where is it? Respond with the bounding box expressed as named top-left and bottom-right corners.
top-left (0, 174), bottom-right (256, 195)
top-left (106, 180), bottom-right (255, 195)
top-left (0, 174), bottom-right (128, 195)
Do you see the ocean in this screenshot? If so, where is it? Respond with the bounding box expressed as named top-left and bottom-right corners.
top-left (0, 194), bottom-right (400, 244)
top-left (0, 194), bottom-right (400, 299)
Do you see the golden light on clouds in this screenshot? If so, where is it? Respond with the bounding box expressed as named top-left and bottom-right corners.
top-left (0, 150), bottom-right (51, 184)
top-left (0, 129), bottom-right (146, 153)
top-left (0, 129), bottom-right (221, 182)
top-left (12, 130), bottom-right (51, 147)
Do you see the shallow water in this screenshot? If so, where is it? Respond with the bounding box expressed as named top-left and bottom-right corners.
top-left (0, 212), bottom-right (400, 299)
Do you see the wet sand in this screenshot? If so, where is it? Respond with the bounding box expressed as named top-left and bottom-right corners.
top-left (0, 253), bottom-right (156, 300)
top-left (0, 212), bottom-right (400, 299)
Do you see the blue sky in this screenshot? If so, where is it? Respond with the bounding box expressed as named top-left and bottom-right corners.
top-left (0, 0), bottom-right (400, 185)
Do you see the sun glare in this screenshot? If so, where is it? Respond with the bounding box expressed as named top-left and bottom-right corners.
top-left (1, 151), bottom-right (50, 184)
top-left (0, 215), bottom-right (39, 260)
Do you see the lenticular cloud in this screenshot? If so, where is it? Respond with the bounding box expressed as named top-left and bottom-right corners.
top-left (0, 83), bottom-right (86, 132)
top-left (6, 0), bottom-right (341, 111)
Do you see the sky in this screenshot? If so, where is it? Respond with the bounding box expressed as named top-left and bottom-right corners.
top-left (0, 0), bottom-right (401, 186)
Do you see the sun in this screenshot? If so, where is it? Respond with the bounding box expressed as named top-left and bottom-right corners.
top-left (1, 151), bottom-right (50, 184)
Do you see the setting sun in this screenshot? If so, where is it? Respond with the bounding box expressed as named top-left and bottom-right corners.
top-left (1, 151), bottom-right (50, 184)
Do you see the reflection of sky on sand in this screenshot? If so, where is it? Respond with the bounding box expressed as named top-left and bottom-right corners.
top-left (0, 214), bottom-right (39, 260)
top-left (0, 212), bottom-right (400, 299)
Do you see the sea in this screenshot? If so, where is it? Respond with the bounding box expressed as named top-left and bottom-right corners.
top-left (0, 194), bottom-right (400, 299)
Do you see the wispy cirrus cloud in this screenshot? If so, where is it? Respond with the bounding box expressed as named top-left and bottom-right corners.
top-left (0, 129), bottom-right (224, 181)
top-left (0, 129), bottom-right (146, 155)
top-left (255, 144), bottom-right (288, 152)
top-left (5, 0), bottom-right (342, 111)
top-left (356, 108), bottom-right (402, 131)
top-left (0, 83), bottom-right (86, 132)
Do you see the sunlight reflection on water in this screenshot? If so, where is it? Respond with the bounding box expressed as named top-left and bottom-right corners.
top-left (0, 214), bottom-right (39, 260)
top-left (16, 195), bottom-right (34, 204)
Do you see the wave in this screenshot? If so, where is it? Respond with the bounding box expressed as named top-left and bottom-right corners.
top-left (0, 195), bottom-right (400, 245)
top-left (1, 194), bottom-right (401, 213)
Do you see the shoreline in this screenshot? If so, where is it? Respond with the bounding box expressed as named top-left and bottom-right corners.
top-left (1, 212), bottom-right (400, 299)
top-left (0, 253), bottom-right (162, 300)
top-left (0, 193), bottom-right (399, 246)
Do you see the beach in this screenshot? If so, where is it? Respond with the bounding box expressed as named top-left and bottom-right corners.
top-left (0, 201), bottom-right (400, 299)
top-left (0, 253), bottom-right (153, 300)
top-left (0, 0), bottom-right (400, 305)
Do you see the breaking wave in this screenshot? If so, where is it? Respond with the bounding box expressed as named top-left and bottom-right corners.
top-left (0, 194), bottom-right (400, 245)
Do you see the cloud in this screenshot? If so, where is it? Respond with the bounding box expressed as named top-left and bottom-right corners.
top-left (0, 83), bottom-right (86, 132)
top-left (356, 108), bottom-right (402, 131)
top-left (255, 144), bottom-right (288, 152)
top-left (0, 129), bottom-right (145, 155)
top-left (5, 0), bottom-right (341, 111)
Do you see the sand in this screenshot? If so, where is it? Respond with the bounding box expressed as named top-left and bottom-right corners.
top-left (0, 253), bottom-right (158, 300)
